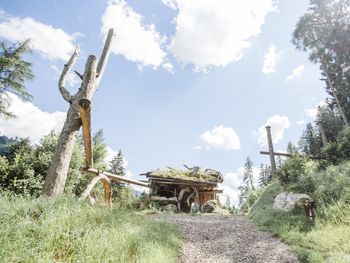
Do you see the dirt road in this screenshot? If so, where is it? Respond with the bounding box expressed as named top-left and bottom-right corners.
top-left (151, 214), bottom-right (299, 263)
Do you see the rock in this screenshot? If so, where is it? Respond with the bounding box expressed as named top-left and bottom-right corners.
top-left (190, 202), bottom-right (200, 213)
top-left (161, 204), bottom-right (178, 213)
top-left (201, 200), bottom-right (217, 213)
top-left (273, 192), bottom-right (313, 211)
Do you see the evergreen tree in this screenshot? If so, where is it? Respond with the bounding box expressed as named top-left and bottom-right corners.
top-left (225, 195), bottom-right (231, 208)
top-left (108, 149), bottom-right (125, 176)
top-left (292, 0), bottom-right (350, 125)
top-left (0, 40), bottom-right (34, 118)
top-left (258, 164), bottom-right (271, 186)
top-left (287, 141), bottom-right (298, 155)
top-left (239, 157), bottom-right (255, 206)
top-left (92, 130), bottom-right (108, 170)
top-left (299, 123), bottom-right (323, 156)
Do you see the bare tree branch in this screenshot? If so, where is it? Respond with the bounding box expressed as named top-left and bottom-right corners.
top-left (59, 45), bottom-right (80, 103)
top-left (96, 29), bottom-right (115, 87)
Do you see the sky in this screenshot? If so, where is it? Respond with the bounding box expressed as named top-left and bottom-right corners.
top-left (0, 0), bottom-right (327, 205)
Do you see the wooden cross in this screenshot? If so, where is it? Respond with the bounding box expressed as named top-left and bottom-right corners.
top-left (259, 126), bottom-right (294, 178)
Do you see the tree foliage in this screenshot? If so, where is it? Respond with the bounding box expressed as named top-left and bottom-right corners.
top-left (0, 40), bottom-right (34, 118)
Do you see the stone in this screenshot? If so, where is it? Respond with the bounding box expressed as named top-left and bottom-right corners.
top-left (273, 192), bottom-right (313, 211)
top-left (201, 200), bottom-right (217, 213)
top-left (161, 204), bottom-right (178, 213)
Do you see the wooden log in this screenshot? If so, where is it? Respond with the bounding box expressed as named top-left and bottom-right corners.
top-left (265, 126), bottom-right (277, 178)
top-left (260, 151), bottom-right (322, 160)
top-left (82, 167), bottom-right (149, 188)
top-left (79, 98), bottom-right (93, 168)
top-left (260, 151), bottom-right (292, 158)
top-left (79, 173), bottom-right (112, 207)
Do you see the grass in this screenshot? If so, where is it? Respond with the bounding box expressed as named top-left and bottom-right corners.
top-left (0, 194), bottom-right (181, 263)
top-left (146, 168), bottom-right (222, 183)
top-left (249, 181), bottom-right (350, 263)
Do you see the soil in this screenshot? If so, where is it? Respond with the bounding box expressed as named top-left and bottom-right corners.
top-left (150, 214), bottom-right (299, 263)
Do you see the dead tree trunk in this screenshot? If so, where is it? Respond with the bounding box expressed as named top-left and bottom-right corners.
top-left (42, 29), bottom-right (115, 197)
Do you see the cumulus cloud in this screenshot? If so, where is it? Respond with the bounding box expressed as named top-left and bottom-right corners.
top-left (219, 167), bottom-right (259, 206)
top-left (0, 11), bottom-right (78, 61)
top-left (257, 115), bottom-right (290, 146)
top-left (165, 0), bottom-right (276, 71)
top-left (297, 120), bottom-right (306, 126)
top-left (262, 45), bottom-right (278, 74)
top-left (305, 101), bottom-right (327, 119)
top-left (199, 125), bottom-right (240, 151)
top-left (101, 0), bottom-right (167, 69)
top-left (0, 93), bottom-right (66, 142)
top-left (286, 64), bottom-right (305, 81)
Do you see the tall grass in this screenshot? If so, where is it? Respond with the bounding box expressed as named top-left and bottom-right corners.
top-left (0, 194), bottom-right (181, 263)
top-left (249, 181), bottom-right (350, 263)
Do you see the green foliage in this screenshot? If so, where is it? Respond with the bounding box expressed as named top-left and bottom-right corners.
top-left (0, 133), bottom-right (87, 197)
top-left (108, 149), bottom-right (125, 176)
top-left (92, 129), bottom-right (107, 170)
top-left (292, 0), bottom-right (350, 124)
top-left (112, 186), bottom-right (136, 209)
top-left (0, 195), bottom-right (181, 263)
top-left (249, 181), bottom-right (350, 262)
top-left (240, 188), bottom-right (263, 214)
top-left (0, 40), bottom-right (34, 118)
top-left (323, 127), bottom-right (350, 163)
top-left (258, 163), bottom-right (272, 186)
top-left (239, 156), bottom-right (255, 207)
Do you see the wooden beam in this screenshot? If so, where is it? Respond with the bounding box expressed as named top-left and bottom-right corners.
top-left (260, 151), bottom-right (322, 160)
top-left (79, 98), bottom-right (93, 168)
top-left (79, 173), bottom-right (112, 207)
top-left (82, 167), bottom-right (150, 188)
top-left (265, 126), bottom-right (277, 178)
top-left (260, 151), bottom-right (292, 158)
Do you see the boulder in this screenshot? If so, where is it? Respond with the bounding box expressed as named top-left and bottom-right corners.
top-left (161, 204), bottom-right (178, 213)
top-left (190, 202), bottom-right (200, 213)
top-left (273, 192), bottom-right (313, 212)
top-left (201, 200), bottom-right (217, 213)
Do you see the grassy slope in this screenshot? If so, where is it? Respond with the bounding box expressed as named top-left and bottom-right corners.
top-left (0, 195), bottom-right (181, 263)
top-left (249, 181), bottom-right (350, 263)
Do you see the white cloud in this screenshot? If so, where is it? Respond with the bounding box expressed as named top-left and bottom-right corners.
top-left (162, 62), bottom-right (174, 73)
top-left (219, 166), bottom-right (259, 206)
top-left (0, 12), bottom-right (78, 61)
top-left (51, 65), bottom-right (80, 87)
top-left (101, 0), bottom-right (167, 69)
top-left (262, 45), bottom-right (278, 74)
top-left (286, 64), bottom-right (305, 81)
top-left (257, 115), bottom-right (290, 146)
top-left (305, 101), bottom-right (327, 119)
top-left (297, 120), bottom-right (306, 126)
top-left (199, 125), bottom-right (240, 151)
top-left (0, 93), bottom-right (66, 142)
top-left (166, 0), bottom-right (276, 71)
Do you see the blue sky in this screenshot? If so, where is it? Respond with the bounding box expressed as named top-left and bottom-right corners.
top-left (0, 0), bottom-right (326, 204)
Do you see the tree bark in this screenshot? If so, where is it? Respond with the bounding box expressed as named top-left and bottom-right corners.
top-left (42, 29), bottom-right (115, 197)
top-left (265, 126), bottom-right (277, 178)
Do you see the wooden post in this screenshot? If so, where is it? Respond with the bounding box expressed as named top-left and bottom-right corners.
top-left (266, 126), bottom-right (277, 178)
top-left (79, 98), bottom-right (93, 168)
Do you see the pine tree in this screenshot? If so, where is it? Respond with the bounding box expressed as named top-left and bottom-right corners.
top-left (239, 157), bottom-right (255, 206)
top-left (292, 0), bottom-right (350, 125)
top-left (0, 40), bottom-right (34, 118)
top-left (108, 149), bottom-right (125, 176)
top-left (225, 195), bottom-right (231, 208)
top-left (258, 164), bottom-right (270, 186)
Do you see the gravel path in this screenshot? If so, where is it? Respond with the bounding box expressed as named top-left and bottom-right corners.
top-left (150, 214), bottom-right (299, 263)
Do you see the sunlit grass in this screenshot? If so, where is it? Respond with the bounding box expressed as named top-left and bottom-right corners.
top-left (0, 194), bottom-right (181, 263)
